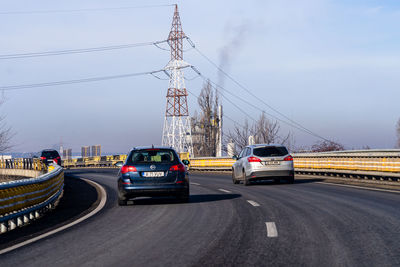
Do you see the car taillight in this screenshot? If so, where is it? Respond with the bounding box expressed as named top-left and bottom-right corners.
top-left (53, 158), bottom-right (58, 163)
top-left (40, 156), bottom-right (46, 160)
top-left (248, 157), bottom-right (261, 162)
top-left (284, 155), bottom-right (293, 161)
top-left (169, 163), bottom-right (185, 172)
top-left (120, 165), bottom-right (137, 174)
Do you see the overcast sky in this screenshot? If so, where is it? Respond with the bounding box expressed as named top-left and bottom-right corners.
top-left (1, 0), bottom-right (399, 154)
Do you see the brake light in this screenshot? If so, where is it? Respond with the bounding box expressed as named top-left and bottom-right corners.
top-left (284, 155), bottom-right (293, 161)
top-left (40, 156), bottom-right (46, 160)
top-left (53, 158), bottom-right (58, 164)
top-left (248, 157), bottom-right (261, 162)
top-left (120, 165), bottom-right (137, 174)
top-left (169, 163), bottom-right (185, 172)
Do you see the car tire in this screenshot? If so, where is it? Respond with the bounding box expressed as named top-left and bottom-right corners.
top-left (177, 188), bottom-right (190, 203)
top-left (118, 199), bottom-right (127, 206)
top-left (288, 176), bottom-right (295, 184)
top-left (243, 170), bottom-right (250, 186)
top-left (232, 170), bottom-right (239, 184)
top-left (118, 191), bottom-right (128, 206)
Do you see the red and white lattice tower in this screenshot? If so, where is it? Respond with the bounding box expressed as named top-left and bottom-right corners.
top-left (162, 5), bottom-right (193, 155)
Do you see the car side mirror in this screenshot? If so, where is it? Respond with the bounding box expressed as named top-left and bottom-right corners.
top-left (232, 155), bottom-right (238, 160)
top-left (115, 161), bottom-right (123, 168)
top-left (182, 160), bottom-right (190, 165)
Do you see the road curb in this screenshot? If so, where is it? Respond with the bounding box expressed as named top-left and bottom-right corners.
top-left (0, 178), bottom-right (107, 255)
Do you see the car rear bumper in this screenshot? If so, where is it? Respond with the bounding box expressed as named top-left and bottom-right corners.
top-left (249, 170), bottom-right (294, 179)
top-left (120, 184), bottom-right (188, 197)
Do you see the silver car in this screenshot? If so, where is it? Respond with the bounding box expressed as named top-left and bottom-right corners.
top-left (232, 144), bottom-right (294, 185)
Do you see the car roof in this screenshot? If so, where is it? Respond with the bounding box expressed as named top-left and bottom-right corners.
top-left (131, 146), bottom-right (176, 151)
top-left (248, 144), bottom-right (286, 148)
top-left (41, 149), bottom-right (58, 152)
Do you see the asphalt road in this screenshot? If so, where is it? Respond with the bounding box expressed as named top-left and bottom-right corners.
top-left (1, 169), bottom-right (399, 266)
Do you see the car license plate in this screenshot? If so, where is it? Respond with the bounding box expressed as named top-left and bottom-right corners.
top-left (264, 161), bottom-right (280, 165)
top-left (143, 172), bottom-right (164, 177)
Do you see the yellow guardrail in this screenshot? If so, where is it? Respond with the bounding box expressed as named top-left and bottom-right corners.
top-left (61, 150), bottom-right (400, 177)
top-left (293, 150), bottom-right (400, 174)
top-left (293, 157), bottom-right (400, 173)
top-left (0, 158), bottom-right (46, 171)
top-left (63, 154), bottom-right (127, 168)
top-left (189, 157), bottom-right (236, 169)
top-left (0, 164), bottom-right (64, 234)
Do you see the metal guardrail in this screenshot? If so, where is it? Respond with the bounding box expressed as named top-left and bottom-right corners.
top-left (63, 155), bottom-right (127, 168)
top-left (0, 158), bottom-right (46, 171)
top-left (0, 164), bottom-right (64, 234)
top-left (189, 157), bottom-right (236, 170)
top-left (61, 150), bottom-right (400, 181)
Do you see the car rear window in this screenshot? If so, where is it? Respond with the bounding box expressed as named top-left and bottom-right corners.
top-left (127, 149), bottom-right (177, 164)
top-left (253, 146), bottom-right (288, 157)
top-left (41, 151), bottom-right (59, 158)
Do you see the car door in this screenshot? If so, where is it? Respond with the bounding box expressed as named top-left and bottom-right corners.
top-left (238, 147), bottom-right (250, 179)
top-left (241, 147), bottom-right (251, 177)
top-left (233, 148), bottom-right (245, 178)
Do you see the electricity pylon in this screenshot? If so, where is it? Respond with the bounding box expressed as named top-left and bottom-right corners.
top-left (161, 5), bottom-right (193, 156)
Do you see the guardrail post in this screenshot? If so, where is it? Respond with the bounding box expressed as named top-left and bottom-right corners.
top-left (0, 223), bottom-right (6, 233)
top-left (17, 217), bottom-right (23, 227)
top-left (9, 219), bottom-right (16, 230)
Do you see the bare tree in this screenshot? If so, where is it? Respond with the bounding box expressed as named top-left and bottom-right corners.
top-left (397, 118), bottom-right (400, 148)
top-left (226, 113), bottom-right (291, 154)
top-left (191, 80), bottom-right (218, 157)
top-left (226, 119), bottom-right (252, 153)
top-left (311, 140), bottom-right (344, 152)
top-left (253, 113), bottom-right (290, 145)
top-left (0, 98), bottom-right (12, 153)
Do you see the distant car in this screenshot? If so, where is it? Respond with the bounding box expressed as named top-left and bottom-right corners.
top-left (116, 146), bottom-right (190, 206)
top-left (40, 149), bottom-right (62, 166)
top-left (232, 144), bottom-right (294, 185)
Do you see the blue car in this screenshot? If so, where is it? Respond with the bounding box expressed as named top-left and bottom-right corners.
top-left (116, 146), bottom-right (190, 206)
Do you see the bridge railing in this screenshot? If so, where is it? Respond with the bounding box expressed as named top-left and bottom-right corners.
top-left (0, 162), bottom-right (64, 234)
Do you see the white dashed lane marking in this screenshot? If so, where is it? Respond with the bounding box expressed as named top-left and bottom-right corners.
top-left (265, 222), bottom-right (278, 238)
top-left (247, 200), bottom-right (260, 207)
top-left (190, 182), bottom-right (200, 186)
top-left (218, 189), bottom-right (232, 193)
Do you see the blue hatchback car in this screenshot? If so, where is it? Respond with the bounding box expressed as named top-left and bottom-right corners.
top-left (116, 146), bottom-right (190, 205)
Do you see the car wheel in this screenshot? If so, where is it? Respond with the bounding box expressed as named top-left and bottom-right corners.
top-left (232, 170), bottom-right (239, 184)
top-left (118, 199), bottom-right (127, 206)
top-left (118, 191), bottom-right (128, 206)
top-left (243, 170), bottom-right (250, 186)
top-left (177, 188), bottom-right (189, 203)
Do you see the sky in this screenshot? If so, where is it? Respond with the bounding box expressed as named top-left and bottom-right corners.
top-left (1, 0), bottom-right (399, 154)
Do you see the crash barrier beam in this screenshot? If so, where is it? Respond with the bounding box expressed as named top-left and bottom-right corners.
top-left (0, 165), bottom-right (64, 234)
top-left (62, 149), bottom-right (400, 180)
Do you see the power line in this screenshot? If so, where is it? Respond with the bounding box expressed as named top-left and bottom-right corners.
top-left (0, 70), bottom-right (161, 91)
top-left (188, 66), bottom-right (331, 142)
top-left (0, 65), bottom-right (192, 91)
top-left (0, 39), bottom-right (173, 60)
top-left (0, 4), bottom-right (175, 15)
top-left (187, 38), bottom-right (332, 142)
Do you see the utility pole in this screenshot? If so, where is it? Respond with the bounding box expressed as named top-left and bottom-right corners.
top-left (162, 5), bottom-right (193, 156)
top-left (216, 105), bottom-right (223, 157)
